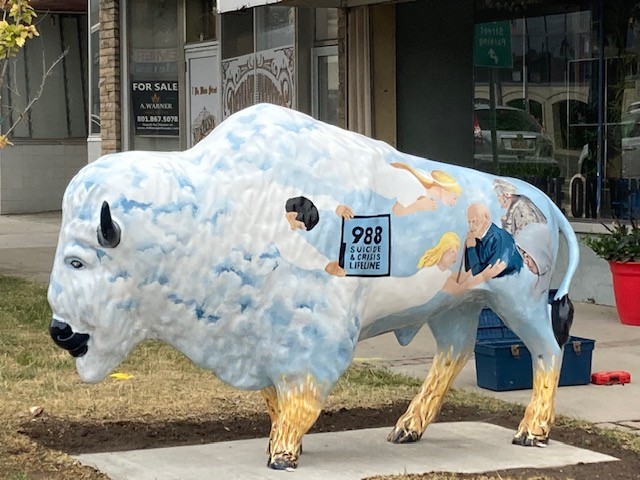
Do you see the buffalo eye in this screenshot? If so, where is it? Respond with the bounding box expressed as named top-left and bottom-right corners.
top-left (70, 260), bottom-right (84, 269)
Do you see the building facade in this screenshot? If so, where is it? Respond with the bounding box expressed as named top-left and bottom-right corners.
top-left (92, 0), bottom-right (340, 157)
top-left (4, 0), bottom-right (640, 303)
top-left (0, 0), bottom-right (87, 213)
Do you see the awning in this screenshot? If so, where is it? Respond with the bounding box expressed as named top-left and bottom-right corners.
top-left (31, 0), bottom-right (87, 12)
top-left (216, 0), bottom-right (284, 13)
top-left (216, 0), bottom-right (392, 13)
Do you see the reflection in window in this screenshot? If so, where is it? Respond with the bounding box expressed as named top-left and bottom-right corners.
top-left (473, 5), bottom-right (591, 218)
top-left (475, 107), bottom-right (542, 132)
top-left (186, 0), bottom-right (216, 44)
top-left (474, 2), bottom-right (640, 218)
top-left (506, 99), bottom-right (543, 128)
top-left (255, 6), bottom-right (294, 51)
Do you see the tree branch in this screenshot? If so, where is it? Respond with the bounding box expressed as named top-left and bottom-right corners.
top-left (1, 47), bottom-right (67, 139)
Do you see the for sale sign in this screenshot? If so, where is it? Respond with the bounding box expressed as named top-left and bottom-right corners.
top-left (131, 81), bottom-right (179, 136)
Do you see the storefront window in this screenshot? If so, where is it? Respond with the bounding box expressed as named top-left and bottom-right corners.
top-left (313, 47), bottom-right (339, 126)
top-left (220, 6), bottom-right (295, 118)
top-left (474, 1), bottom-right (640, 220)
top-left (311, 9), bottom-right (339, 126)
top-left (89, 0), bottom-right (100, 135)
top-left (255, 6), bottom-right (294, 51)
top-left (315, 8), bottom-right (338, 42)
top-left (185, 0), bottom-right (216, 44)
top-left (127, 0), bottom-right (180, 151)
top-left (1, 13), bottom-right (87, 139)
top-left (221, 9), bottom-right (253, 59)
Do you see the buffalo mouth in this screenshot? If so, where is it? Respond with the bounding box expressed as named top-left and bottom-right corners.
top-left (49, 319), bottom-right (90, 357)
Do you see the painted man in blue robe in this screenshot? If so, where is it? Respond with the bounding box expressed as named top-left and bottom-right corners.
top-left (464, 202), bottom-right (523, 277)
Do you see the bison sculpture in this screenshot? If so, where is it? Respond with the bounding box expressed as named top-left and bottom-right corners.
top-left (48, 103), bottom-right (579, 470)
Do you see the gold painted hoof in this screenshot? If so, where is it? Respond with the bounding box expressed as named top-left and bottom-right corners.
top-left (268, 453), bottom-right (298, 470)
top-left (387, 426), bottom-right (422, 444)
top-left (512, 432), bottom-right (549, 447)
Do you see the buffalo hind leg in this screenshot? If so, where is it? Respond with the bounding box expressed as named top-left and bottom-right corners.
top-left (388, 348), bottom-right (469, 443)
top-left (493, 300), bottom-right (563, 446)
top-left (388, 305), bottom-right (480, 443)
top-left (512, 355), bottom-right (561, 446)
top-left (267, 375), bottom-right (324, 470)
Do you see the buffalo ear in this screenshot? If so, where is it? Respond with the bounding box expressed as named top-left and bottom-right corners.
top-left (97, 201), bottom-right (121, 248)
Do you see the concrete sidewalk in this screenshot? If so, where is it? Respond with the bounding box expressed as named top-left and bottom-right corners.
top-left (1, 212), bottom-right (638, 478)
top-left (74, 423), bottom-right (618, 480)
top-left (0, 212), bottom-right (60, 284)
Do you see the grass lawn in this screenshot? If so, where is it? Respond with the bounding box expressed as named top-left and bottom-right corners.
top-left (0, 275), bottom-right (638, 480)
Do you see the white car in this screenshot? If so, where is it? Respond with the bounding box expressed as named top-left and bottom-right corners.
top-left (474, 104), bottom-right (557, 175)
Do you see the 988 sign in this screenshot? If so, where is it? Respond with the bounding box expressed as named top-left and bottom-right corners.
top-left (339, 215), bottom-right (391, 277)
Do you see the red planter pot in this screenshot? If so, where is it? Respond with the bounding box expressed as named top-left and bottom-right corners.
top-left (609, 261), bottom-right (640, 326)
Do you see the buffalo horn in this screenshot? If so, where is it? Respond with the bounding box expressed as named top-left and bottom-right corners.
top-left (97, 201), bottom-right (121, 248)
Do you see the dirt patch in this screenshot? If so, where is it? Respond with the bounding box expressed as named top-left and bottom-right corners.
top-left (19, 401), bottom-right (639, 479)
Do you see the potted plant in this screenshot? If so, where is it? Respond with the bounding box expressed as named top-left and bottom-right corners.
top-left (584, 219), bottom-right (640, 326)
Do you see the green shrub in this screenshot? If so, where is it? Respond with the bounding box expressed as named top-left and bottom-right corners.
top-left (584, 219), bottom-right (640, 262)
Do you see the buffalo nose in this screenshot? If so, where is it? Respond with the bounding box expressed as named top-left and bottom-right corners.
top-left (49, 319), bottom-right (90, 357)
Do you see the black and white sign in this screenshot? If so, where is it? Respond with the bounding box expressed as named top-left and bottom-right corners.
top-left (339, 215), bottom-right (391, 277)
top-left (131, 81), bottom-right (179, 136)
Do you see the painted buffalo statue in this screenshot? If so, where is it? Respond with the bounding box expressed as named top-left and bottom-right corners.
top-left (48, 103), bottom-right (579, 470)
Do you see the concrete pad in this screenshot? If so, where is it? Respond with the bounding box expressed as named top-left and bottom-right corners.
top-left (74, 422), bottom-right (617, 480)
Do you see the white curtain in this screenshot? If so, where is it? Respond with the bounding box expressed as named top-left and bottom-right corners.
top-left (347, 7), bottom-right (372, 137)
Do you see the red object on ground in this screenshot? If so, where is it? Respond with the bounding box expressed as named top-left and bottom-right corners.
top-left (609, 261), bottom-right (640, 326)
top-left (591, 371), bottom-right (631, 385)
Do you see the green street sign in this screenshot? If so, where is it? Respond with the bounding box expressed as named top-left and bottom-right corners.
top-left (474, 21), bottom-right (513, 68)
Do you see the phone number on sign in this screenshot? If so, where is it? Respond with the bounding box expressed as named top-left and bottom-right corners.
top-left (137, 115), bottom-right (178, 123)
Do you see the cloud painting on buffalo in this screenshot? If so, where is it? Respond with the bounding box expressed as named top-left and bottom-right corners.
top-left (48, 103), bottom-right (579, 470)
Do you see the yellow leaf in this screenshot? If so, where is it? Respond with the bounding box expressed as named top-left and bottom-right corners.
top-left (109, 372), bottom-right (134, 380)
top-left (0, 135), bottom-right (14, 148)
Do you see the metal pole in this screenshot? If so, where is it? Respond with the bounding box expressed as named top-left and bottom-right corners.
top-left (523, 17), bottom-right (528, 113)
top-left (596, 0), bottom-right (605, 217)
top-left (489, 68), bottom-right (500, 175)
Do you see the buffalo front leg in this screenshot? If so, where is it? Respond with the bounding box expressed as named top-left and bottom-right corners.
top-left (261, 386), bottom-right (280, 454)
top-left (388, 348), bottom-right (469, 443)
top-left (388, 305), bottom-right (481, 444)
top-left (268, 375), bottom-right (324, 470)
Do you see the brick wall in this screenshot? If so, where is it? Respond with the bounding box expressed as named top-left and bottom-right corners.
top-left (99, 0), bottom-right (121, 154)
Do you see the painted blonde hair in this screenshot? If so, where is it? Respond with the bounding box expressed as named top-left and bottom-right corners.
top-left (417, 231), bottom-right (461, 268)
top-left (431, 170), bottom-right (463, 194)
top-left (391, 162), bottom-right (462, 194)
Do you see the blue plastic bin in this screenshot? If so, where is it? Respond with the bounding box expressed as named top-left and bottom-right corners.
top-left (474, 335), bottom-right (595, 391)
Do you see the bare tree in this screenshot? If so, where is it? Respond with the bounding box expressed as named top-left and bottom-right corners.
top-left (0, 0), bottom-right (66, 147)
